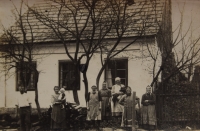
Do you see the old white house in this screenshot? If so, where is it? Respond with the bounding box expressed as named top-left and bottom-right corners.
top-left (0, 0), bottom-right (169, 109)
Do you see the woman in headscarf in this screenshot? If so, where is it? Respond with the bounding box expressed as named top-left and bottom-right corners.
top-left (51, 86), bottom-right (67, 130)
top-left (86, 85), bottom-right (102, 130)
top-left (99, 81), bottom-right (111, 125)
top-left (119, 86), bottom-right (139, 131)
top-left (111, 77), bottom-right (125, 125)
top-left (141, 85), bottom-right (156, 130)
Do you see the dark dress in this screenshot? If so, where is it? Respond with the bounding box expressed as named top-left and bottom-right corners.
top-left (51, 94), bottom-right (67, 129)
top-left (141, 93), bottom-right (156, 128)
top-left (119, 93), bottom-right (138, 127)
top-left (99, 88), bottom-right (111, 120)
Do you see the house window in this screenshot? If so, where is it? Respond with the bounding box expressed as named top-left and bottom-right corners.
top-left (59, 61), bottom-right (80, 90)
top-left (105, 59), bottom-right (128, 89)
top-left (16, 62), bottom-right (36, 91)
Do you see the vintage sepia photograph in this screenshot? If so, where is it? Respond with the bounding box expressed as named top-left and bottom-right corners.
top-left (0, 0), bottom-right (200, 131)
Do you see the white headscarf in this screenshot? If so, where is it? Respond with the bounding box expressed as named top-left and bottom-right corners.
top-left (115, 77), bottom-right (121, 81)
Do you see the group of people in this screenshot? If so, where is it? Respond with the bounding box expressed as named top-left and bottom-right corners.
top-left (16, 77), bottom-right (156, 131)
top-left (50, 77), bottom-right (156, 131)
top-left (85, 77), bottom-right (157, 131)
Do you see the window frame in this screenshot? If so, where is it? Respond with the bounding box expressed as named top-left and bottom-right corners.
top-left (16, 61), bottom-right (37, 91)
top-left (58, 60), bottom-right (80, 90)
top-left (104, 58), bottom-right (128, 87)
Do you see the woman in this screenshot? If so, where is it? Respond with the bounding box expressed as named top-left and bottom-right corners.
top-left (119, 86), bottom-right (138, 131)
top-left (141, 85), bottom-right (156, 130)
top-left (111, 77), bottom-right (125, 124)
top-left (86, 85), bottom-right (102, 130)
top-left (99, 81), bottom-right (111, 124)
top-left (51, 86), bottom-right (66, 130)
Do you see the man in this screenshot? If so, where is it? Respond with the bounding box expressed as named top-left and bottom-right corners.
top-left (141, 85), bottom-right (156, 130)
top-left (16, 86), bottom-right (31, 131)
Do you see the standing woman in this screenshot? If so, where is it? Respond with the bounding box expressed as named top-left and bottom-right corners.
top-left (111, 77), bottom-right (125, 124)
top-left (86, 85), bottom-right (102, 130)
top-left (141, 85), bottom-right (156, 130)
top-left (99, 81), bottom-right (111, 124)
top-left (119, 86), bottom-right (138, 131)
top-left (51, 86), bottom-right (66, 130)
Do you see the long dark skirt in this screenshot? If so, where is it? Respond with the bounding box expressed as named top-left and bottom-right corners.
top-left (51, 104), bottom-right (66, 130)
top-left (141, 105), bottom-right (156, 126)
top-left (101, 97), bottom-right (111, 120)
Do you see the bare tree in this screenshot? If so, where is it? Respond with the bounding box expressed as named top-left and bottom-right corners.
top-left (144, 1), bottom-right (200, 89)
top-left (0, 1), bottom-right (47, 116)
top-left (27, 0), bottom-right (162, 103)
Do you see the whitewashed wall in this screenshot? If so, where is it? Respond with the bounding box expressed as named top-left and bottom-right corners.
top-left (0, 37), bottom-right (162, 108)
top-left (0, 56), bottom-right (6, 107)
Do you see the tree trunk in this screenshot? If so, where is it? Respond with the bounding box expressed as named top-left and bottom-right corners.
top-left (35, 71), bottom-right (41, 116)
top-left (73, 90), bottom-right (80, 105)
top-left (150, 65), bottom-right (164, 87)
top-left (83, 71), bottom-right (88, 102)
top-left (96, 62), bottom-right (108, 89)
top-left (73, 64), bottom-right (80, 105)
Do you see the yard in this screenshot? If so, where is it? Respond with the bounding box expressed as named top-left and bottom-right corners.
top-left (0, 102), bottom-right (199, 131)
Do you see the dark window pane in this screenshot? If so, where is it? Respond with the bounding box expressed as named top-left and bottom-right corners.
top-left (108, 62), bottom-right (116, 69)
top-left (116, 70), bottom-right (126, 78)
top-left (105, 59), bottom-right (128, 86)
top-left (110, 69), bottom-right (116, 80)
top-left (59, 61), bottom-right (80, 90)
top-left (116, 61), bottom-right (127, 69)
top-left (16, 62), bottom-right (36, 91)
top-left (120, 78), bottom-right (126, 86)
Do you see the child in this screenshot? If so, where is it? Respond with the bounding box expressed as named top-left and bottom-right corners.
top-left (58, 88), bottom-right (66, 109)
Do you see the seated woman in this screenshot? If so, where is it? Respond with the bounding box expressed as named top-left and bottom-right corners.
top-left (51, 86), bottom-right (67, 130)
top-left (119, 86), bottom-right (139, 131)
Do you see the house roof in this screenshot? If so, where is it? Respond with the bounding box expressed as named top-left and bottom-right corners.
top-left (0, 0), bottom-right (165, 44)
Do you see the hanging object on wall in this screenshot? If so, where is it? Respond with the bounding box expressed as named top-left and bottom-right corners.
top-left (79, 64), bottom-right (88, 73)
